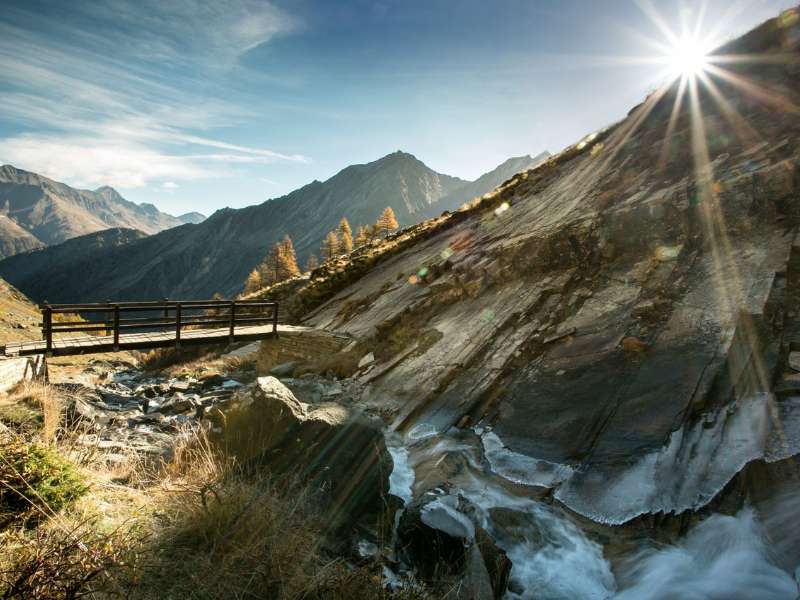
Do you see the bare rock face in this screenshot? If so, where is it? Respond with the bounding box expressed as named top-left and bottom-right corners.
top-left (210, 376), bottom-right (393, 531)
top-left (302, 15), bottom-right (800, 525)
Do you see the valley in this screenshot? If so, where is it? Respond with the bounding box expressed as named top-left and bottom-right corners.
top-left (1, 3), bottom-right (800, 600)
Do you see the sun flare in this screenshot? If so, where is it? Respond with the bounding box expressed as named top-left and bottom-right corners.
top-left (668, 36), bottom-right (710, 79)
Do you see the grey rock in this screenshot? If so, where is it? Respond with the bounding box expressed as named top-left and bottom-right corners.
top-left (269, 361), bottom-right (298, 378)
top-left (210, 376), bottom-right (393, 531)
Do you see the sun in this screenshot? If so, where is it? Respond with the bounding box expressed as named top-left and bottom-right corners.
top-left (668, 36), bottom-right (710, 79)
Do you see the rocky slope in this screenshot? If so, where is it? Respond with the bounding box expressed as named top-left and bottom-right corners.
top-left (0, 165), bottom-right (193, 258)
top-left (427, 152), bottom-right (550, 218)
top-left (1, 152), bottom-right (547, 302)
top-left (242, 10), bottom-right (800, 597)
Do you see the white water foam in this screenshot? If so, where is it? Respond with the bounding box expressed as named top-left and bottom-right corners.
top-left (556, 393), bottom-right (800, 524)
top-left (457, 473), bottom-right (615, 600)
top-left (613, 509), bottom-right (798, 600)
top-left (386, 439), bottom-right (415, 504)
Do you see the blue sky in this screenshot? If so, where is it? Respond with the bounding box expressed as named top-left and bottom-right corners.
top-left (0, 0), bottom-right (793, 216)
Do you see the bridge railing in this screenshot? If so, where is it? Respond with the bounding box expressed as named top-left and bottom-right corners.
top-left (39, 299), bottom-right (278, 352)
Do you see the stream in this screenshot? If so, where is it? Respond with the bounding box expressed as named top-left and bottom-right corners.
top-left (386, 419), bottom-right (800, 599)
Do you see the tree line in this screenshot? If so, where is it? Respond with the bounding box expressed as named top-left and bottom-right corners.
top-left (243, 206), bottom-right (399, 295)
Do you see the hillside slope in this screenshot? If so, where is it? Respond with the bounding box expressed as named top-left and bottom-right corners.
top-left (0, 165), bottom-right (191, 258)
top-left (0, 152), bottom-right (545, 301)
top-left (0, 275), bottom-right (40, 343)
top-left (0, 228), bottom-right (148, 303)
top-left (261, 9), bottom-right (800, 528)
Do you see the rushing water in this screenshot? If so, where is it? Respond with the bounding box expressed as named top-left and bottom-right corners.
top-left (386, 424), bottom-right (800, 600)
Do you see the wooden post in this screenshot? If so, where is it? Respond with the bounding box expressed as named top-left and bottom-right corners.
top-left (175, 303), bottom-right (182, 347)
top-left (229, 300), bottom-right (236, 342)
top-left (43, 302), bottom-right (52, 353)
top-left (272, 302), bottom-right (279, 336)
top-left (113, 304), bottom-right (120, 350)
top-left (163, 298), bottom-right (169, 321)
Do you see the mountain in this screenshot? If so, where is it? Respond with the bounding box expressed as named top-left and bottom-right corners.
top-left (254, 7), bottom-right (800, 535)
top-left (425, 151), bottom-right (551, 217)
top-left (0, 214), bottom-right (44, 258)
top-left (0, 228), bottom-right (148, 303)
top-left (0, 151), bottom-right (545, 301)
top-left (177, 212), bottom-right (206, 225)
top-left (0, 165), bottom-right (191, 258)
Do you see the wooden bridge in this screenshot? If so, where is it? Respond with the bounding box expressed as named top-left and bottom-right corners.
top-left (2, 299), bottom-right (281, 357)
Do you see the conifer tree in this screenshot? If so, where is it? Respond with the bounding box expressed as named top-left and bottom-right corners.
top-left (257, 234), bottom-right (300, 287)
top-left (322, 231), bottom-right (340, 261)
top-left (338, 218), bottom-right (353, 254)
top-left (354, 225), bottom-right (369, 247)
top-left (277, 234), bottom-right (300, 280)
top-left (376, 206), bottom-right (399, 237)
top-left (305, 253), bottom-right (319, 272)
top-left (243, 268), bottom-right (262, 294)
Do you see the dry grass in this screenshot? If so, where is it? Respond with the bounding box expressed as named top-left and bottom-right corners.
top-left (2, 382), bottom-right (62, 443)
top-left (125, 428), bottom-right (428, 600)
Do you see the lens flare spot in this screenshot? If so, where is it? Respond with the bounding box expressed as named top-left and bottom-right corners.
top-left (440, 247), bottom-right (454, 260)
top-left (407, 275), bottom-right (419, 285)
top-left (655, 245), bottom-right (681, 261)
top-left (480, 309), bottom-right (496, 323)
top-left (779, 8), bottom-right (799, 28)
top-left (417, 267), bottom-right (429, 278)
top-left (494, 202), bottom-right (510, 216)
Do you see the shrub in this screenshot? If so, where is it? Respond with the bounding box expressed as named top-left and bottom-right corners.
top-left (0, 436), bottom-right (87, 525)
top-left (0, 520), bottom-right (137, 599)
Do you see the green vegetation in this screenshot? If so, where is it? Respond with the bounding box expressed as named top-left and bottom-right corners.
top-left (0, 435), bottom-right (87, 525)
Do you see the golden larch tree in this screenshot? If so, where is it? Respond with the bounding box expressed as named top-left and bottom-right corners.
top-left (354, 225), bottom-right (369, 247)
top-left (338, 218), bottom-right (353, 254)
top-left (243, 268), bottom-right (262, 294)
top-left (376, 206), bottom-right (399, 237)
top-left (277, 234), bottom-right (300, 280)
top-left (322, 231), bottom-right (340, 261)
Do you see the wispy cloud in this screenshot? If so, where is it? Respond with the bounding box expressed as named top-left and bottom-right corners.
top-left (0, 1), bottom-right (307, 190)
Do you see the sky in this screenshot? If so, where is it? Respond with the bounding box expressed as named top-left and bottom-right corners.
top-left (0, 0), bottom-right (794, 216)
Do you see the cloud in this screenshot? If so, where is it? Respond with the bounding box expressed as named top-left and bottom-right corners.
top-left (0, 1), bottom-right (306, 190)
top-left (162, 181), bottom-right (179, 189)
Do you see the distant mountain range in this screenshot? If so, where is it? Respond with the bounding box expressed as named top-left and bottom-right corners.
top-left (0, 165), bottom-right (205, 259)
top-left (0, 150), bottom-right (549, 302)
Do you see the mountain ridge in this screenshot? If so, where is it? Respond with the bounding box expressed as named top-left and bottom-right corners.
top-left (0, 164), bottom-right (203, 259)
top-left (0, 150), bottom-right (549, 301)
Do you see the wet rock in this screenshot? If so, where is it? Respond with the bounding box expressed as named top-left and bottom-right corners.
top-left (210, 376), bottom-right (393, 531)
top-left (199, 373), bottom-right (226, 388)
top-left (398, 491), bottom-right (511, 599)
top-left (158, 392), bottom-right (197, 414)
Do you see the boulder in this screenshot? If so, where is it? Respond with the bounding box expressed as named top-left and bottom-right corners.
top-left (397, 490), bottom-right (511, 599)
top-left (268, 361), bottom-right (298, 378)
top-left (210, 376), bottom-right (393, 531)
